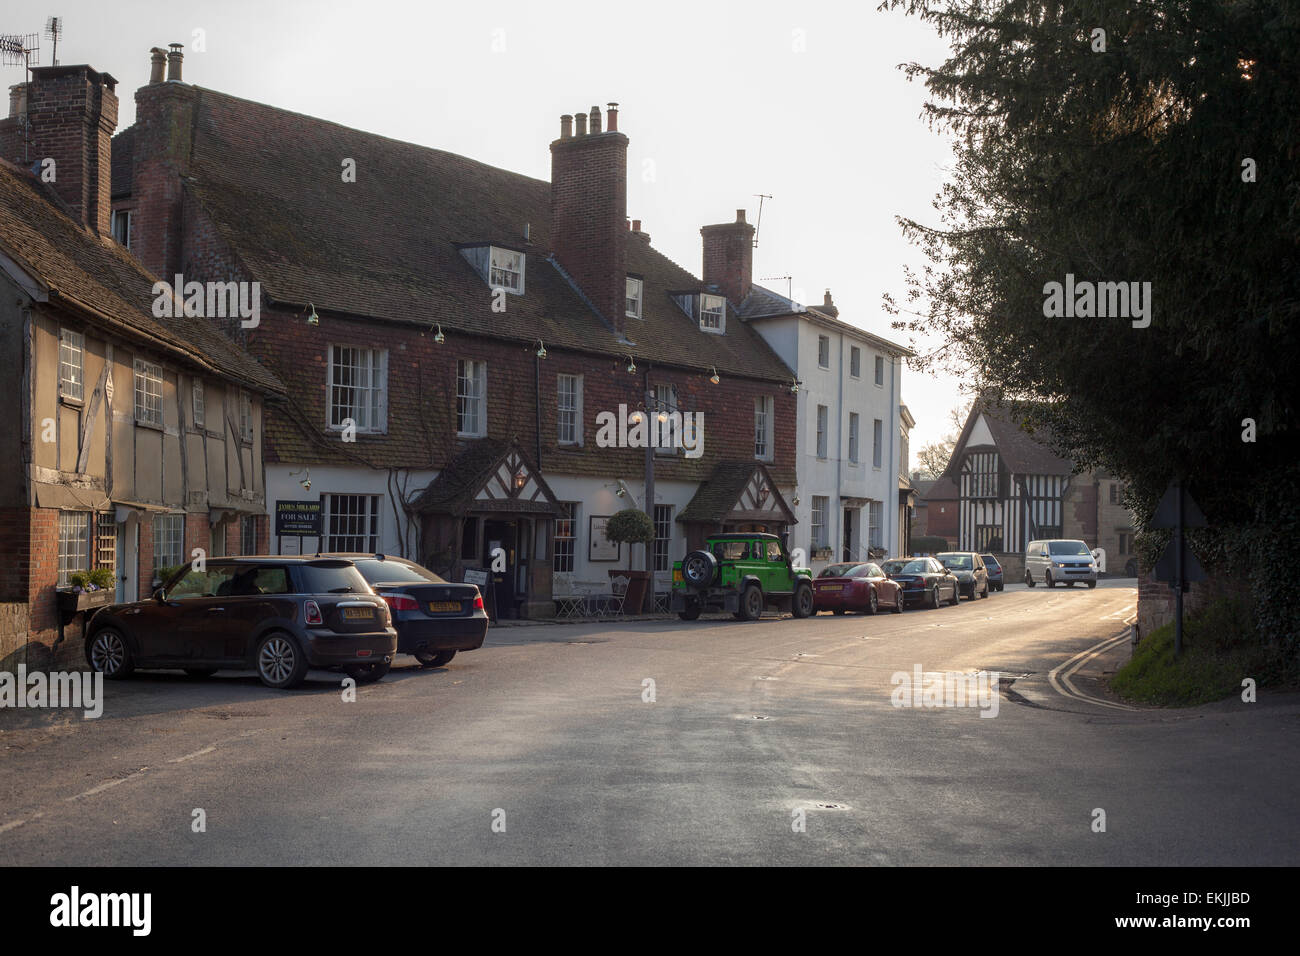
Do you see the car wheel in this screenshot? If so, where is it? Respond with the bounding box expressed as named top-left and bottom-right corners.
top-left (981, 585), bottom-right (989, 599)
top-left (681, 550), bottom-right (718, 589)
top-left (414, 649), bottom-right (457, 667)
top-left (344, 660), bottom-right (391, 683)
top-left (1026, 572), bottom-right (1035, 587)
top-left (949, 583), bottom-right (961, 606)
top-left (87, 628), bottom-right (134, 679)
top-left (255, 632), bottom-right (308, 689)
top-left (1046, 572), bottom-right (1056, 589)
top-left (891, 592), bottom-right (903, 613)
top-left (738, 584), bottom-right (763, 621)
top-left (184, 667), bottom-right (218, 678)
top-left (928, 585), bottom-right (940, 610)
top-left (1087, 580), bottom-right (1097, 589)
top-left (792, 583), bottom-right (814, 619)
top-left (677, 604), bottom-right (702, 621)
top-left (866, 588), bottom-right (878, 615)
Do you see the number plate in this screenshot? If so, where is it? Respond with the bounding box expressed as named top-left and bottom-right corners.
top-left (342, 607), bottom-right (373, 619)
top-left (429, 601), bottom-right (461, 613)
top-left (820, 585), bottom-right (842, 591)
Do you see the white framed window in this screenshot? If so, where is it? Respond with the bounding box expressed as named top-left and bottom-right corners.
top-left (873, 418), bottom-right (883, 468)
top-left (868, 501), bottom-right (883, 550)
top-left (626, 277), bottom-right (643, 319)
top-left (699, 293), bottom-right (725, 333)
top-left (754, 396), bottom-right (773, 461)
top-left (111, 209), bottom-right (132, 249)
top-left (239, 390), bottom-right (254, 441)
top-left (818, 335), bottom-right (830, 369)
top-left (554, 503), bottom-right (577, 573)
top-left (457, 359), bottom-right (487, 437)
top-left (557, 374), bottom-right (582, 446)
top-left (849, 346), bottom-right (861, 379)
top-left (57, 511), bottom-right (90, 586)
top-left (816, 404), bottom-right (828, 459)
top-left (654, 383), bottom-right (677, 455)
top-left (848, 412), bottom-right (860, 464)
top-left (192, 379), bottom-right (205, 428)
top-left (489, 246), bottom-right (525, 294)
top-left (328, 345), bottom-right (387, 433)
top-left (59, 329), bottom-right (84, 402)
top-left (324, 494), bottom-right (381, 552)
top-left (811, 496), bottom-right (829, 549)
top-left (133, 358), bottom-right (163, 426)
top-left (240, 514), bottom-right (257, 555)
top-left (874, 355), bottom-right (885, 386)
top-left (152, 513), bottom-right (184, 571)
top-left (653, 504), bottom-right (673, 572)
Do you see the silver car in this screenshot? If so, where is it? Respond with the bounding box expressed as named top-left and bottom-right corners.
top-left (1024, 539), bottom-right (1099, 588)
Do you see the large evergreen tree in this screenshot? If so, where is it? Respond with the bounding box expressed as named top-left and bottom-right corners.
top-left (882, 0), bottom-right (1299, 652)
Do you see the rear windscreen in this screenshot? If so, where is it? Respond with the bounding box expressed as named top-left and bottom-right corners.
top-left (352, 559), bottom-right (444, 585)
top-left (294, 563), bottom-right (372, 594)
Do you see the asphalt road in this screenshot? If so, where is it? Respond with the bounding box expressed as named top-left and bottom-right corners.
top-left (2, 580), bottom-right (1297, 865)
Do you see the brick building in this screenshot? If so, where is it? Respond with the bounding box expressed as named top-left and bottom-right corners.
top-left (0, 63), bottom-right (283, 667)
top-left (108, 47), bottom-right (800, 618)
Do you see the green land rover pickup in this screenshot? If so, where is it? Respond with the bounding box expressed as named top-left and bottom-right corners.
top-left (670, 532), bottom-right (815, 621)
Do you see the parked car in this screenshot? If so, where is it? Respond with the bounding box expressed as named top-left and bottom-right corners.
top-left (329, 553), bottom-right (488, 667)
top-left (879, 557), bottom-right (961, 609)
top-left (812, 562), bottom-right (903, 615)
top-left (1024, 539), bottom-right (1099, 588)
top-left (980, 554), bottom-right (1005, 591)
top-left (84, 557), bottom-right (396, 689)
top-left (937, 552), bottom-right (990, 600)
top-left (671, 532), bottom-right (814, 621)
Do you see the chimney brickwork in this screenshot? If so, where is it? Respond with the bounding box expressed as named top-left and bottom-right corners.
top-left (130, 45), bottom-right (196, 277)
top-left (701, 209), bottom-right (755, 306)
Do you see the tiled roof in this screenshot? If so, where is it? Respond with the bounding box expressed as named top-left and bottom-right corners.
top-left (918, 475), bottom-right (959, 501)
top-left (409, 438), bottom-right (561, 515)
top-left (946, 396), bottom-right (1074, 478)
top-left (123, 87), bottom-right (793, 383)
top-left (0, 161), bottom-right (282, 396)
top-left (677, 461), bottom-right (763, 523)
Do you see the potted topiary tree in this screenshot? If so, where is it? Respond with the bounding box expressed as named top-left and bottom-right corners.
top-left (603, 508), bottom-right (656, 614)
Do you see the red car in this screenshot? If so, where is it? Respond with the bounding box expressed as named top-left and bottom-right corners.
top-left (812, 562), bottom-right (904, 615)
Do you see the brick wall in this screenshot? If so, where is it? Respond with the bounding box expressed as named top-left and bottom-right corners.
top-left (1136, 568), bottom-right (1239, 641)
top-left (550, 123), bottom-right (628, 336)
top-left (701, 211), bottom-right (755, 304)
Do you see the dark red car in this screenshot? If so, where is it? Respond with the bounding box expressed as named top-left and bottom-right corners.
top-left (812, 562), bottom-right (904, 615)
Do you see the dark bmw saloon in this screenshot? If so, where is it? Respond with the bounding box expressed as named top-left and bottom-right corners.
top-left (84, 557), bottom-right (396, 689)
top-left (879, 557), bottom-right (961, 609)
top-left (329, 554), bottom-right (488, 667)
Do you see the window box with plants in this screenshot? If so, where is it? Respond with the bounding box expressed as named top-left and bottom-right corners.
top-left (57, 568), bottom-right (117, 619)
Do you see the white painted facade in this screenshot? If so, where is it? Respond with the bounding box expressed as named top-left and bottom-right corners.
top-left (748, 310), bottom-right (910, 574)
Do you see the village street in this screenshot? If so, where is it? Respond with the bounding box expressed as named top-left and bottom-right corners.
top-left (2, 581), bottom-right (1296, 866)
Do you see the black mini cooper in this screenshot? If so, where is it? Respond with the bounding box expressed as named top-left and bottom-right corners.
top-left (84, 557), bottom-right (397, 689)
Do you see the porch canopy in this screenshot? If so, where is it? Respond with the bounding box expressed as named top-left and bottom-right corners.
top-left (676, 461), bottom-right (795, 550)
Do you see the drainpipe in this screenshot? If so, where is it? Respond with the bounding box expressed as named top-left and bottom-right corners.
top-left (534, 352), bottom-right (542, 470)
top-left (642, 365), bottom-right (654, 574)
top-left (835, 333), bottom-right (844, 560)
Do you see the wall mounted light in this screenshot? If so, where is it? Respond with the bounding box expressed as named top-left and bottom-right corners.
top-left (290, 467), bottom-right (312, 491)
top-left (535, 339), bottom-right (547, 359)
top-left (790, 378), bottom-right (801, 394)
top-left (615, 485), bottom-right (626, 498)
top-left (625, 354), bottom-right (637, 374)
top-left (709, 365), bottom-right (720, 385)
top-left (432, 323), bottom-right (445, 344)
top-left (304, 303), bottom-right (319, 326)
top-left (629, 410), bottom-right (643, 425)
top-left (514, 469), bottom-right (527, 489)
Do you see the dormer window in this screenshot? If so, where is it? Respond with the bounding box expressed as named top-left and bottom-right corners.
top-left (489, 246), bottom-right (525, 294)
top-left (626, 277), bottom-right (643, 319)
top-left (700, 294), bottom-right (725, 333)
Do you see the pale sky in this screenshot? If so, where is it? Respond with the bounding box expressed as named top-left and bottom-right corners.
top-left (11, 0), bottom-right (966, 452)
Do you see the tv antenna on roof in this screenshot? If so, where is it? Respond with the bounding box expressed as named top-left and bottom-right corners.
top-left (44, 17), bottom-right (61, 66)
top-left (753, 193), bottom-right (771, 248)
top-left (0, 32), bottom-right (39, 161)
top-left (760, 274), bottom-right (793, 303)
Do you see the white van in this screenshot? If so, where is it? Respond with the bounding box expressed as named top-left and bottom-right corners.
top-left (1024, 539), bottom-right (1098, 588)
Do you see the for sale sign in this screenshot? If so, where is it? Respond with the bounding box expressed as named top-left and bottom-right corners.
top-left (275, 500), bottom-right (322, 536)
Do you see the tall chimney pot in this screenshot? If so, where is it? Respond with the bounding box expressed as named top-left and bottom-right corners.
top-left (149, 47), bottom-right (167, 84)
top-left (574, 112), bottom-right (587, 136)
top-left (607, 102), bottom-right (619, 131)
top-left (560, 114), bottom-right (573, 139)
top-left (7, 84), bottom-right (25, 119)
top-left (589, 105), bottom-right (601, 134)
top-left (166, 43), bottom-right (184, 82)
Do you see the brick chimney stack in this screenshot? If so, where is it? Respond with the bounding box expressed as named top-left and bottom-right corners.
top-left (701, 209), bottom-right (755, 306)
top-left (20, 65), bottom-right (119, 235)
top-left (550, 102), bottom-right (629, 337)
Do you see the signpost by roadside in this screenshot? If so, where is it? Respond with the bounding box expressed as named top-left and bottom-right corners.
top-left (1149, 479), bottom-right (1207, 657)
